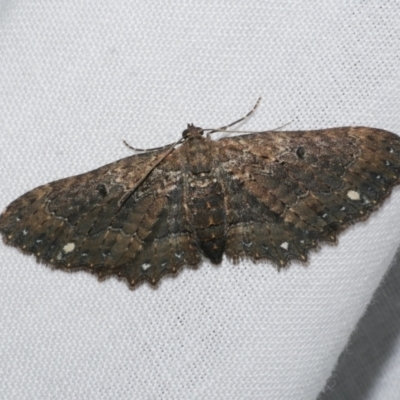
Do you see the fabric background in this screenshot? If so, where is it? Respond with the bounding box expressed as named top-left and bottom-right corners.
top-left (0, 2), bottom-right (399, 399)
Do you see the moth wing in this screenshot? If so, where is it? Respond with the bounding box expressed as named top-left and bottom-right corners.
top-left (216, 127), bottom-right (400, 265)
top-left (0, 148), bottom-right (199, 286)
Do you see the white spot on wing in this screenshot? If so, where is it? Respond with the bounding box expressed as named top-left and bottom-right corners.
top-left (280, 242), bottom-right (289, 250)
top-left (142, 263), bottom-right (151, 271)
top-left (63, 242), bottom-right (75, 254)
top-left (347, 190), bottom-right (360, 201)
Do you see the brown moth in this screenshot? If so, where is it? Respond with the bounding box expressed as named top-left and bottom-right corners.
top-left (1, 103), bottom-right (400, 287)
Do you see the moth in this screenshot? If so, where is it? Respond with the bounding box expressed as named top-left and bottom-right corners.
top-left (1, 101), bottom-right (399, 287)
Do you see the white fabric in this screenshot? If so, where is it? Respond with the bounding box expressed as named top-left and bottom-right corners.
top-left (0, 2), bottom-right (399, 399)
top-left (319, 247), bottom-right (400, 400)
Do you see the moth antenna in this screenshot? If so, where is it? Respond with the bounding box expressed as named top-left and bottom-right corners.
top-left (205, 97), bottom-right (262, 137)
top-left (205, 121), bottom-right (294, 136)
top-left (117, 138), bottom-right (184, 210)
top-left (271, 121), bottom-right (293, 131)
top-left (123, 139), bottom-right (142, 151)
top-left (123, 139), bottom-right (175, 153)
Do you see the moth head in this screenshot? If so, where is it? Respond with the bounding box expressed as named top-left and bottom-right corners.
top-left (182, 123), bottom-right (204, 139)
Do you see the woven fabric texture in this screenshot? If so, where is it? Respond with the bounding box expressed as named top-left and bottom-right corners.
top-left (0, 2), bottom-right (399, 399)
